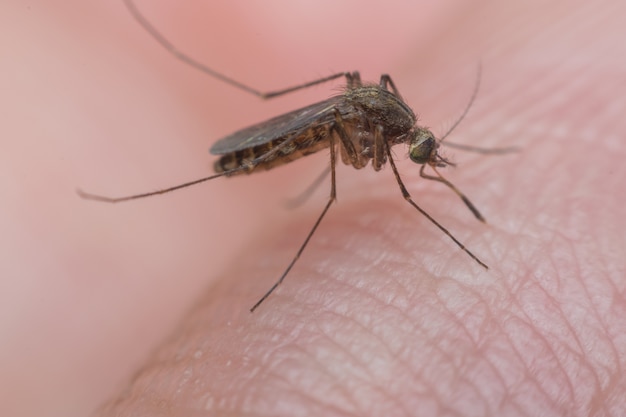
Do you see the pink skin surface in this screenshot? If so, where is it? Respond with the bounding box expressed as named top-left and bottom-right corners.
top-left (1, 1), bottom-right (625, 416)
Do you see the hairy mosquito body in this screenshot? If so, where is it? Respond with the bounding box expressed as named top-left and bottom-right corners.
top-left (212, 79), bottom-right (415, 175)
top-left (79, 0), bottom-right (516, 312)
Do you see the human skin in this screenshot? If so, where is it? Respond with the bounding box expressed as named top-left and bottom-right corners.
top-left (1, 0), bottom-right (625, 416)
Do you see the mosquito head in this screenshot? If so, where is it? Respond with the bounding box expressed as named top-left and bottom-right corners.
top-left (409, 127), bottom-right (438, 164)
top-left (409, 127), bottom-right (454, 168)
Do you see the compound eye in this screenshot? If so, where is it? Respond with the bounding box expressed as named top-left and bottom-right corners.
top-left (409, 131), bottom-right (437, 164)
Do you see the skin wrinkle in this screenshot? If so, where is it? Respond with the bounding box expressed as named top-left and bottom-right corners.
top-left (255, 314), bottom-right (359, 410)
top-left (409, 301), bottom-right (483, 411)
top-left (501, 317), bottom-right (559, 414)
top-left (354, 264), bottom-right (411, 306)
top-left (489, 274), bottom-right (554, 408)
top-left (321, 306), bottom-right (404, 385)
top-left (603, 283), bottom-right (626, 378)
top-left (558, 229), bottom-right (610, 370)
top-left (312, 324), bottom-right (371, 415)
top-left (554, 226), bottom-right (621, 397)
top-left (521, 278), bottom-right (580, 405)
top-left (390, 307), bottom-right (459, 386)
top-left (294, 332), bottom-right (363, 403)
top-left (378, 297), bottom-right (468, 413)
top-left (430, 312), bottom-right (496, 414)
top-left (520, 259), bottom-right (604, 409)
top-left (471, 321), bottom-right (514, 402)
top-left (438, 279), bottom-right (492, 343)
top-left (362, 314), bottom-right (424, 387)
top-left (581, 304), bottom-right (623, 395)
top-left (252, 387), bottom-right (338, 417)
top-left (456, 317), bottom-right (515, 406)
top-left (315, 317), bottom-right (404, 416)
top-left (480, 341), bottom-right (523, 415)
top-left (322, 272), bottom-right (384, 313)
top-left (435, 291), bottom-right (482, 354)
top-left (452, 377), bottom-right (490, 416)
top-left (517, 283), bottom-right (572, 389)
top-left (265, 359), bottom-right (355, 417)
top-left (473, 356), bottom-right (517, 416)
top-left (431, 293), bottom-right (494, 414)
top-left (337, 320), bottom-right (408, 415)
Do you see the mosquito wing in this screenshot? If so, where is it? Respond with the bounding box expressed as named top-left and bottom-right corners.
top-left (210, 97), bottom-right (341, 155)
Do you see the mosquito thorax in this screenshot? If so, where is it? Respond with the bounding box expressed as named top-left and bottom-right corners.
top-left (408, 128), bottom-right (438, 164)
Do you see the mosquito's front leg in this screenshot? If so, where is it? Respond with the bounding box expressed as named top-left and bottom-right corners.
top-left (384, 138), bottom-right (489, 269)
top-left (419, 165), bottom-right (485, 222)
top-left (250, 134), bottom-right (340, 312)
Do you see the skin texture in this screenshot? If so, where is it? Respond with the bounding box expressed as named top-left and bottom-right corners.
top-left (1, 0), bottom-right (625, 416)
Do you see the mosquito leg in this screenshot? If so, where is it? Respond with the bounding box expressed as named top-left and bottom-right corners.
top-left (345, 72), bottom-right (362, 89)
top-left (250, 135), bottom-right (339, 312)
top-left (329, 109), bottom-right (363, 169)
top-left (78, 127), bottom-right (309, 203)
top-left (77, 166), bottom-right (248, 203)
top-left (261, 72), bottom-right (361, 99)
top-left (419, 165), bottom-right (485, 222)
top-left (379, 75), bottom-right (403, 98)
top-left (284, 165), bottom-right (332, 209)
top-left (384, 136), bottom-right (488, 269)
top-left (123, 1), bottom-right (359, 99)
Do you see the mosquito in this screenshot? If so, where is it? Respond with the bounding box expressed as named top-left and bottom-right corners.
top-left (79, 0), bottom-right (516, 312)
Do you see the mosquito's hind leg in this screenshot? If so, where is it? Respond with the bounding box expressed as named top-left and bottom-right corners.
top-left (79, 125), bottom-right (314, 203)
top-left (124, 1), bottom-right (360, 99)
top-left (262, 72), bottom-right (361, 99)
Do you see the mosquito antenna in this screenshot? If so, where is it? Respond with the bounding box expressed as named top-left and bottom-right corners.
top-left (438, 64), bottom-right (520, 155)
top-left (440, 63), bottom-right (482, 143)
